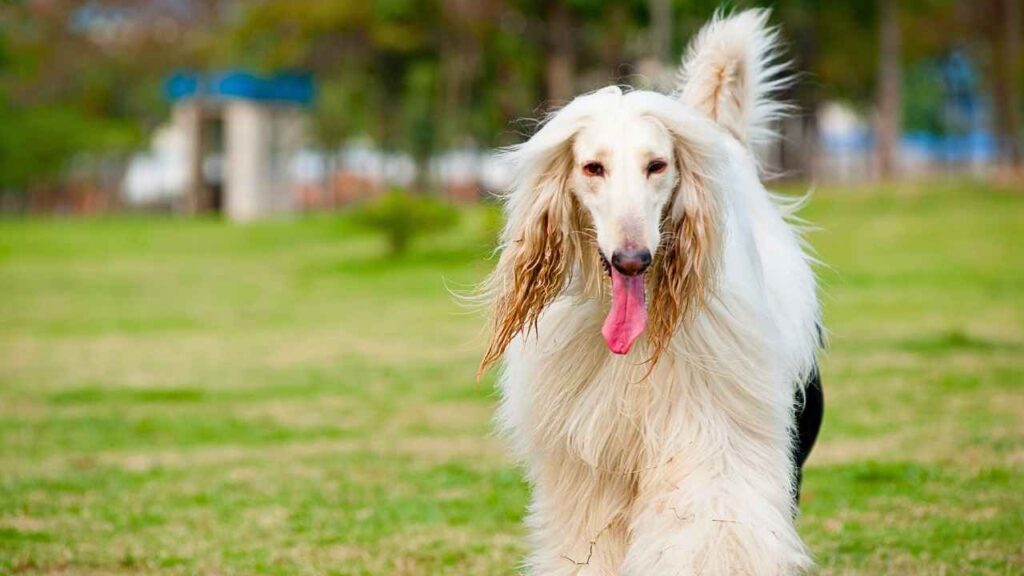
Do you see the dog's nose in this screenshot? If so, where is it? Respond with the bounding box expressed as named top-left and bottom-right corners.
top-left (611, 248), bottom-right (652, 276)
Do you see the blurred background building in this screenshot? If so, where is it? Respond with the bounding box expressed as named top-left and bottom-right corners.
top-left (0, 0), bottom-right (1020, 221)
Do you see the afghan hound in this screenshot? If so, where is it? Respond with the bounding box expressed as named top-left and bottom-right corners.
top-left (477, 9), bottom-right (824, 576)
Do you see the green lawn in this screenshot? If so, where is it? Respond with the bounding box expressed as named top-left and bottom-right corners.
top-left (1, 181), bottom-right (1021, 575)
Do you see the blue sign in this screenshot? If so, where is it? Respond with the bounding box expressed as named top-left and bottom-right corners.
top-left (165, 70), bottom-right (315, 107)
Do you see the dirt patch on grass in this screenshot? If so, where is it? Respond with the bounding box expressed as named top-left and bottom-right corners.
top-left (14, 434), bottom-right (508, 477)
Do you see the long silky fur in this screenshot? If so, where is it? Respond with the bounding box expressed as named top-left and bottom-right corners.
top-left (645, 142), bottom-right (721, 366)
top-left (478, 149), bottom-right (603, 378)
top-left (478, 10), bottom-right (821, 576)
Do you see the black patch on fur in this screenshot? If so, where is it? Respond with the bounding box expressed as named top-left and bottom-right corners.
top-left (793, 365), bottom-right (823, 502)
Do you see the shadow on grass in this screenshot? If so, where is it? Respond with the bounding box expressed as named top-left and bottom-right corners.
top-left (896, 329), bottom-right (1023, 354)
top-left (49, 386), bottom-right (207, 405)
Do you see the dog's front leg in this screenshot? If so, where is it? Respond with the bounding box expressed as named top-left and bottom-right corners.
top-left (522, 450), bottom-right (633, 576)
top-left (620, 444), bottom-right (811, 575)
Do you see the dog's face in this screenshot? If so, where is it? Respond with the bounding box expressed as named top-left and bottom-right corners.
top-left (569, 112), bottom-right (680, 354)
top-left (571, 114), bottom-right (678, 264)
top-left (478, 88), bottom-right (725, 375)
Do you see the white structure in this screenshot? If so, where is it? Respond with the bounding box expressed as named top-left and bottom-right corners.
top-left (220, 101), bottom-right (304, 221)
top-left (162, 71), bottom-right (312, 222)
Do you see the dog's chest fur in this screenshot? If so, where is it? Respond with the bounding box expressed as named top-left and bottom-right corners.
top-left (500, 285), bottom-right (795, 481)
top-left (505, 302), bottom-right (706, 474)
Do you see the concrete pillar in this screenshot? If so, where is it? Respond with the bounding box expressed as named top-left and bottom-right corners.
top-left (172, 102), bottom-right (206, 214)
top-left (224, 100), bottom-right (298, 222)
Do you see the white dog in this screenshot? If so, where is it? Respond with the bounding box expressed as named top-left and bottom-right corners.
top-left (477, 9), bottom-right (823, 576)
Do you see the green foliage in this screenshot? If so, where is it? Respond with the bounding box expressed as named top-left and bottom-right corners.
top-left (350, 189), bottom-right (459, 255)
top-left (0, 2), bottom-right (167, 192)
top-left (903, 62), bottom-right (946, 134)
top-left (401, 61), bottom-right (440, 163)
top-left (310, 78), bottom-right (371, 148)
top-left (0, 0), bottom-right (1019, 193)
top-left (0, 103), bottom-right (137, 190)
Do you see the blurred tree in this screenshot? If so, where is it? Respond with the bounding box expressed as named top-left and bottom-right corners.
top-left (545, 0), bottom-right (578, 104)
top-left (1, 0), bottom-right (1021, 198)
top-left (903, 62), bottom-right (945, 134)
top-left (438, 0), bottom-right (486, 146)
top-left (402, 61), bottom-right (441, 192)
top-left (648, 0), bottom-right (672, 64)
top-left (876, 0), bottom-right (902, 178)
top-left (221, 0), bottom-right (444, 186)
top-left (311, 78), bottom-right (375, 205)
top-left (0, 0), bottom-right (220, 195)
top-left (979, 0), bottom-right (1022, 167)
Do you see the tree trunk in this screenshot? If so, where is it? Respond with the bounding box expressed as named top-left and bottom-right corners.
top-left (990, 0), bottom-right (1022, 168)
top-left (325, 152), bottom-right (337, 209)
top-left (604, 3), bottom-right (629, 84)
top-left (440, 0), bottom-right (484, 146)
top-left (181, 103), bottom-right (208, 215)
top-left (649, 0), bottom-right (672, 64)
top-left (545, 1), bottom-right (575, 105)
top-left (414, 158), bottom-right (430, 196)
top-left (876, 0), bottom-right (902, 179)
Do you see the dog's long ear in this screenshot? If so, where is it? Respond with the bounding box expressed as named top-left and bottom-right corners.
top-left (477, 98), bottom-right (600, 377)
top-left (676, 9), bottom-right (791, 151)
top-left (645, 134), bottom-right (721, 363)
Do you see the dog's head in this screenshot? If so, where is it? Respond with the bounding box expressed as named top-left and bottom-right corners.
top-left (479, 10), bottom-right (788, 375)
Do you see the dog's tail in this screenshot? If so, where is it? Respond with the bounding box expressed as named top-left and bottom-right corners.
top-left (675, 9), bottom-right (793, 156)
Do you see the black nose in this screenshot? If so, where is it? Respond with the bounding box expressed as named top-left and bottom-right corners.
top-left (611, 248), bottom-right (652, 276)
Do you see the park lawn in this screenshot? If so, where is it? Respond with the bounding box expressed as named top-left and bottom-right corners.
top-left (0, 180), bottom-right (1021, 575)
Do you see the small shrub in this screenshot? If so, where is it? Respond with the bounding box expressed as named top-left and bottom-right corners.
top-left (351, 189), bottom-right (459, 255)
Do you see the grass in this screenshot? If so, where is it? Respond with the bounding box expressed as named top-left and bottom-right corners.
top-left (1, 180), bottom-right (1022, 575)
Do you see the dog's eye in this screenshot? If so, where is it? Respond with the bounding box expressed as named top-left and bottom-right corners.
top-left (647, 160), bottom-right (668, 175)
top-left (582, 162), bottom-right (605, 177)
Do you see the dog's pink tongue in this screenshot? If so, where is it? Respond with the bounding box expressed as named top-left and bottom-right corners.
top-left (602, 269), bottom-right (647, 355)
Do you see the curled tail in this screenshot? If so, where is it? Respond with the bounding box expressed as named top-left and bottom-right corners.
top-left (676, 9), bottom-right (793, 157)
